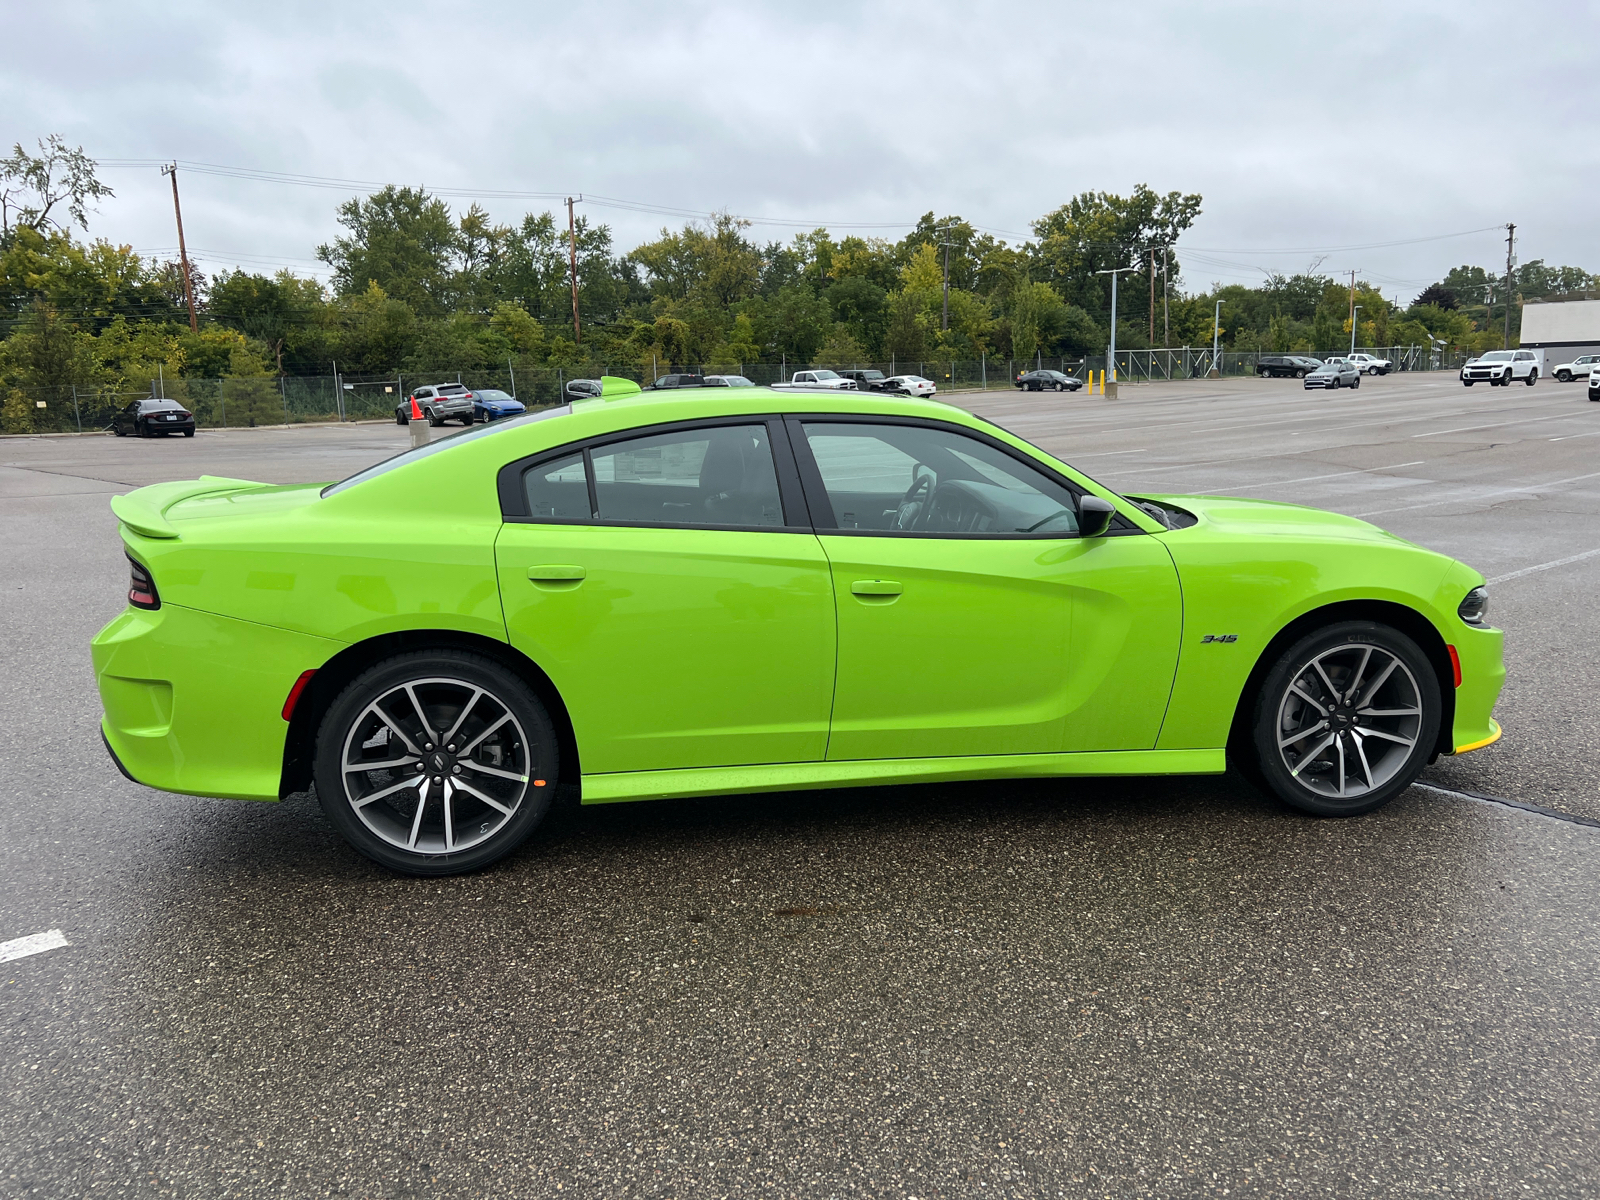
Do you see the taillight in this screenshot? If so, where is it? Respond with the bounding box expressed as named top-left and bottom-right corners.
top-left (128, 555), bottom-right (160, 610)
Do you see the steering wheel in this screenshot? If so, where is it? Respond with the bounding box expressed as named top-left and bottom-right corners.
top-left (895, 472), bottom-right (934, 531)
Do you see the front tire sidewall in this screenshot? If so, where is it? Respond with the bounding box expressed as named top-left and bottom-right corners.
top-left (313, 650), bottom-right (559, 875)
top-left (1250, 621), bottom-right (1441, 817)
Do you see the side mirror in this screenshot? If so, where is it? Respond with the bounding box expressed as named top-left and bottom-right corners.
top-left (1077, 494), bottom-right (1116, 538)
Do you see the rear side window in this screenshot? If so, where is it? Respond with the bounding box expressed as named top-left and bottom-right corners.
top-left (591, 425), bottom-right (784, 527)
top-left (523, 453), bottom-right (590, 520)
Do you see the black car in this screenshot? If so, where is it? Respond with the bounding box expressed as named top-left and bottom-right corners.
top-left (1014, 370), bottom-right (1083, 392)
top-left (644, 374), bottom-right (707, 390)
top-left (837, 369), bottom-right (889, 391)
top-left (1257, 355), bottom-right (1322, 379)
top-left (113, 398), bottom-right (195, 438)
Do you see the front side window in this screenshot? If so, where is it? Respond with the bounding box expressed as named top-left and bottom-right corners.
top-left (801, 422), bottom-right (1080, 536)
top-left (584, 424), bottom-right (785, 528)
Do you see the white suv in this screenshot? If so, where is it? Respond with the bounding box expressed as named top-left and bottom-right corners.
top-left (1460, 349), bottom-right (1538, 387)
top-left (1552, 354), bottom-right (1600, 382)
top-left (1589, 364), bottom-right (1600, 402)
top-left (1346, 353), bottom-right (1392, 375)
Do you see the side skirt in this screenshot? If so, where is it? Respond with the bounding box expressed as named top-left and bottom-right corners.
top-left (581, 748), bottom-right (1226, 805)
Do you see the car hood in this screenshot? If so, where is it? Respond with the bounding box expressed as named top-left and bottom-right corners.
top-left (1136, 492), bottom-right (1412, 547)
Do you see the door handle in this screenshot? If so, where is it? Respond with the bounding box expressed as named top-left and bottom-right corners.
top-left (851, 579), bottom-right (902, 598)
top-left (527, 565), bottom-right (585, 586)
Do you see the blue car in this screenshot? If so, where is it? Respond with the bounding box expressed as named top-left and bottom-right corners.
top-left (471, 389), bottom-right (527, 422)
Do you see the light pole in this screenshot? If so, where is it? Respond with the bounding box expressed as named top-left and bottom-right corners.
top-left (1095, 266), bottom-right (1137, 395)
top-left (1350, 304), bottom-right (1362, 355)
top-left (1211, 300), bottom-right (1222, 377)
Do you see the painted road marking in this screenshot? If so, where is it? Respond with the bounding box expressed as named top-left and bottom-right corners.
top-left (1353, 470), bottom-right (1600, 518)
top-left (1489, 548), bottom-right (1600, 585)
top-left (1411, 411), bottom-right (1585, 438)
top-left (0, 929), bottom-right (69, 963)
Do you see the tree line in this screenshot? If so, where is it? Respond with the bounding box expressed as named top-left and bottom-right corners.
top-left (3, 136), bottom-right (1596, 432)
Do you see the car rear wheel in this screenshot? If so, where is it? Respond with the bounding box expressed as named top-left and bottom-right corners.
top-left (395, 410), bottom-right (407, 426)
top-left (183, 429), bottom-right (194, 437)
top-left (1525, 371), bottom-right (1537, 386)
top-left (313, 650), bottom-right (559, 876)
top-left (1249, 621), bottom-right (1440, 817)
top-left (1352, 375), bottom-right (1361, 389)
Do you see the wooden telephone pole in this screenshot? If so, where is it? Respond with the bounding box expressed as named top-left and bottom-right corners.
top-left (566, 196), bottom-right (582, 345)
top-left (161, 164), bottom-right (199, 333)
top-left (1503, 223), bottom-right (1516, 350)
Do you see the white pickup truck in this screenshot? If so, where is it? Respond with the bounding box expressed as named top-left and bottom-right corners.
top-left (1346, 353), bottom-right (1392, 375)
top-left (771, 369), bottom-right (858, 390)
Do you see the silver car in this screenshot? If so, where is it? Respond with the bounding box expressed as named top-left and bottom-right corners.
top-left (395, 383), bottom-right (476, 426)
top-left (1303, 359), bottom-right (1361, 390)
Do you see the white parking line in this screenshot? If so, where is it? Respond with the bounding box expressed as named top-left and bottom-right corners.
top-left (1353, 470), bottom-right (1600, 518)
top-left (1185, 461), bottom-right (1427, 493)
top-left (1489, 548), bottom-right (1600, 585)
top-left (0, 929), bottom-right (69, 963)
top-left (1410, 411), bottom-right (1583, 438)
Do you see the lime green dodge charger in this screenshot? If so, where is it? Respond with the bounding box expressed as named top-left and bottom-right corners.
top-left (93, 381), bottom-right (1504, 875)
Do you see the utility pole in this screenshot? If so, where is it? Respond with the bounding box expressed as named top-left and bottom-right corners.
top-left (1347, 268), bottom-right (1361, 334)
top-left (1350, 305), bottom-right (1362, 355)
top-left (1148, 248), bottom-right (1156, 346)
top-left (160, 164), bottom-right (199, 333)
top-left (1162, 247), bottom-right (1170, 348)
top-left (1211, 299), bottom-right (1223, 377)
top-left (566, 196), bottom-right (582, 345)
top-left (1503, 223), bottom-right (1516, 350)
top-left (937, 221), bottom-right (956, 332)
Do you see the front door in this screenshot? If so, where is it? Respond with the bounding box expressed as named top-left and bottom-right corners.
top-left (791, 417), bottom-right (1182, 761)
top-left (495, 419), bottom-right (836, 775)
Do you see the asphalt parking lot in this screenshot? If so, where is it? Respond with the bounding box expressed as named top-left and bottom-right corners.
top-left (2, 373), bottom-right (1598, 1198)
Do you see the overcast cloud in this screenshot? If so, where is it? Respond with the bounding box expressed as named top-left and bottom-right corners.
top-left (4, 0), bottom-right (1595, 302)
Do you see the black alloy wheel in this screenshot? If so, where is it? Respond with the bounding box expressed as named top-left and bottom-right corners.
top-left (1525, 371), bottom-right (1537, 387)
top-left (1248, 620), bottom-right (1440, 817)
top-left (313, 649), bottom-right (559, 876)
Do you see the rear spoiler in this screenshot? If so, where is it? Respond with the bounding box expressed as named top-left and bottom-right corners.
top-left (110, 475), bottom-right (263, 540)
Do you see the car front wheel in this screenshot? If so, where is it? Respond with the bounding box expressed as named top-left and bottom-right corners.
top-left (1249, 620), bottom-right (1440, 817)
top-left (313, 650), bottom-right (560, 875)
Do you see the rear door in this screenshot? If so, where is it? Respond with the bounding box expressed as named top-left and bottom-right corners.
top-left (495, 417), bottom-right (837, 775)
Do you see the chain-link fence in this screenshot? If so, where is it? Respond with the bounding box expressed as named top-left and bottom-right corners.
top-left (2, 346), bottom-right (1473, 435)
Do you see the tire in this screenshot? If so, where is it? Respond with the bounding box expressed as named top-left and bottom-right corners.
top-left (1525, 370), bottom-right (1537, 387)
top-left (114, 425), bottom-right (126, 437)
top-left (396, 410), bottom-right (407, 426)
top-left (1054, 382), bottom-right (1064, 392)
top-left (427, 408), bottom-right (443, 427)
top-left (1352, 375), bottom-right (1361, 389)
top-left (1297, 370), bottom-right (1307, 378)
top-left (1463, 380), bottom-right (1474, 387)
top-left (314, 649), bottom-right (560, 876)
top-left (183, 430), bottom-right (194, 437)
top-left (1557, 370), bottom-right (1572, 382)
top-left (1249, 620), bottom-right (1440, 817)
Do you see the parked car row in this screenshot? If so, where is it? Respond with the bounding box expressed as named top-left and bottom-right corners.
top-left (1259, 353), bottom-right (1392, 379)
top-left (394, 383), bottom-right (530, 425)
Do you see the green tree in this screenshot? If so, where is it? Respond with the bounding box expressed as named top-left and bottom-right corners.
top-left (0, 136), bottom-right (113, 238)
top-left (317, 186), bottom-right (459, 316)
top-left (1030, 185), bottom-right (1202, 320)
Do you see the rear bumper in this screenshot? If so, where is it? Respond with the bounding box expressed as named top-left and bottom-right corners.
top-left (92, 602), bottom-right (344, 801)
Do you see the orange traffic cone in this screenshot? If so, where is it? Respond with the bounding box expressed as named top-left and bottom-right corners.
top-left (409, 396), bottom-right (423, 421)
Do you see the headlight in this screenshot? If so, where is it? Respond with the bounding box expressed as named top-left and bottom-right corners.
top-left (1458, 586), bottom-right (1489, 626)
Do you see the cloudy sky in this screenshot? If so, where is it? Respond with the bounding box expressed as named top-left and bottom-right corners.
top-left (5, 0), bottom-right (1595, 302)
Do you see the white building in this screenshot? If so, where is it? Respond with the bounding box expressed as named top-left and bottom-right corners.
top-left (1520, 295), bottom-right (1600, 371)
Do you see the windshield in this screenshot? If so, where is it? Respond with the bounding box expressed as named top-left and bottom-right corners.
top-left (1479, 351), bottom-right (1512, 362)
top-left (811, 370), bottom-right (840, 380)
top-left (322, 405), bottom-right (572, 497)
top-left (474, 390), bottom-right (512, 401)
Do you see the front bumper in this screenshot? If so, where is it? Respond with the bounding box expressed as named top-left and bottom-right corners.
top-left (1461, 368), bottom-right (1510, 382)
top-left (92, 602), bottom-right (343, 801)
